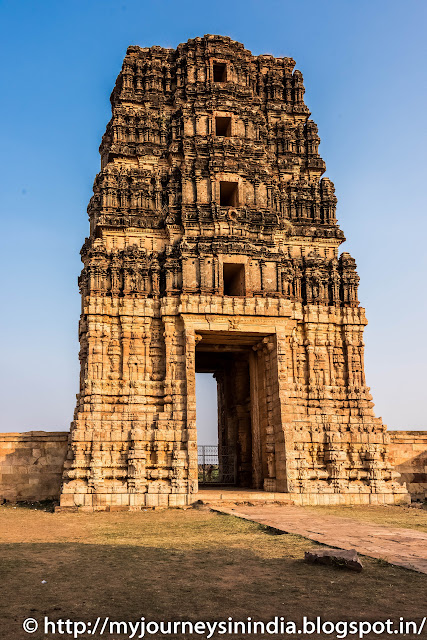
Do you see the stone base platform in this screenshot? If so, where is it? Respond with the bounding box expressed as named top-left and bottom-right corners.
top-left (58, 487), bottom-right (410, 511)
top-left (288, 491), bottom-right (410, 506)
top-left (196, 488), bottom-right (295, 505)
top-left (3, 430), bottom-right (423, 505)
top-left (198, 488), bottom-right (410, 507)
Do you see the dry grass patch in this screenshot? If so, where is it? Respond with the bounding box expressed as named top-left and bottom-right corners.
top-left (0, 505), bottom-right (426, 639)
top-left (306, 504), bottom-right (427, 532)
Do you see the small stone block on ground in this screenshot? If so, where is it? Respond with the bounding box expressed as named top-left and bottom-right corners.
top-left (304, 548), bottom-right (363, 572)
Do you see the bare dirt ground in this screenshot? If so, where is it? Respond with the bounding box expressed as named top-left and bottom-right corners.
top-left (0, 505), bottom-right (426, 639)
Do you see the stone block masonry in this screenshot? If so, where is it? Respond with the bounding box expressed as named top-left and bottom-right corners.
top-left (389, 432), bottom-right (427, 501)
top-left (56, 34), bottom-right (410, 509)
top-left (1, 34), bottom-right (414, 510)
top-left (0, 432), bottom-right (68, 502)
top-left (0, 431), bottom-right (425, 503)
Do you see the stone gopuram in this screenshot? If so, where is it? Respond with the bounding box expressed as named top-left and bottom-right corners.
top-left (60, 35), bottom-right (408, 509)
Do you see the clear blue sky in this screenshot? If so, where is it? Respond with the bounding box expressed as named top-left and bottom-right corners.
top-left (0, 0), bottom-right (426, 437)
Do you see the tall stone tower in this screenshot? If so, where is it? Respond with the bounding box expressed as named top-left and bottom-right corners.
top-left (60, 35), bottom-right (407, 509)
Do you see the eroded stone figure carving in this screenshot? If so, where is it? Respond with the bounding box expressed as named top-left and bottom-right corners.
top-left (60, 35), bottom-right (408, 509)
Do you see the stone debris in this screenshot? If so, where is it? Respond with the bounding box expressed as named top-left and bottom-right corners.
top-left (304, 547), bottom-right (363, 572)
top-left (190, 500), bottom-right (212, 511)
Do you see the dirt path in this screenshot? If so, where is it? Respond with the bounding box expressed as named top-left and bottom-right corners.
top-left (213, 505), bottom-right (427, 574)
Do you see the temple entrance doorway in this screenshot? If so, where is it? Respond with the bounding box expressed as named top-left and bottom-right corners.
top-left (195, 331), bottom-right (275, 490)
top-left (195, 373), bottom-right (226, 483)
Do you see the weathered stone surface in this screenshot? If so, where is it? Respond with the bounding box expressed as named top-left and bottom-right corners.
top-left (389, 432), bottom-right (427, 501)
top-left (58, 34), bottom-right (410, 510)
top-left (304, 547), bottom-right (363, 572)
top-left (2, 431), bottom-right (425, 504)
top-left (0, 432), bottom-right (68, 502)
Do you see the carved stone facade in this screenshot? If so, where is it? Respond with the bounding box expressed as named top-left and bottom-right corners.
top-left (60, 35), bottom-right (408, 509)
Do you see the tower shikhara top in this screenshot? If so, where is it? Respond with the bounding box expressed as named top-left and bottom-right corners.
top-left (60, 35), bottom-right (407, 509)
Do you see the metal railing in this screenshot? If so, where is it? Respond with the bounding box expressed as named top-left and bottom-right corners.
top-left (197, 445), bottom-right (237, 484)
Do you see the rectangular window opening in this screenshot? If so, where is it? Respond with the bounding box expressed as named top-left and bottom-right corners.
top-left (220, 181), bottom-right (239, 207)
top-left (223, 263), bottom-right (245, 296)
top-left (215, 116), bottom-right (232, 137)
top-left (213, 62), bottom-right (227, 83)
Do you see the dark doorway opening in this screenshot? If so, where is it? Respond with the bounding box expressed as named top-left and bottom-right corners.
top-left (195, 331), bottom-right (280, 493)
top-left (195, 331), bottom-right (276, 489)
top-left (196, 350), bottom-right (251, 487)
top-left (223, 263), bottom-right (245, 296)
top-left (213, 62), bottom-right (227, 83)
top-left (220, 181), bottom-right (239, 207)
top-left (215, 116), bottom-right (232, 137)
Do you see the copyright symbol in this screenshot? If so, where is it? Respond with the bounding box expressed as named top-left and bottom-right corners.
top-left (23, 618), bottom-right (38, 633)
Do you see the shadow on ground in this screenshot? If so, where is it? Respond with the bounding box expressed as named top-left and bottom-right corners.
top-left (0, 509), bottom-right (426, 639)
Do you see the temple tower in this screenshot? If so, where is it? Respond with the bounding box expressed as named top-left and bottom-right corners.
top-left (60, 35), bottom-right (407, 508)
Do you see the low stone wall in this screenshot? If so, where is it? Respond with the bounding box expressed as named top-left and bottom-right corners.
top-left (0, 430), bottom-right (426, 503)
top-left (389, 431), bottom-right (427, 501)
top-left (0, 432), bottom-right (68, 502)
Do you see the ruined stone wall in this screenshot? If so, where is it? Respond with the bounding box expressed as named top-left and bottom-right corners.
top-left (0, 432), bottom-right (68, 502)
top-left (0, 430), bottom-right (425, 503)
top-left (389, 432), bottom-right (427, 501)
